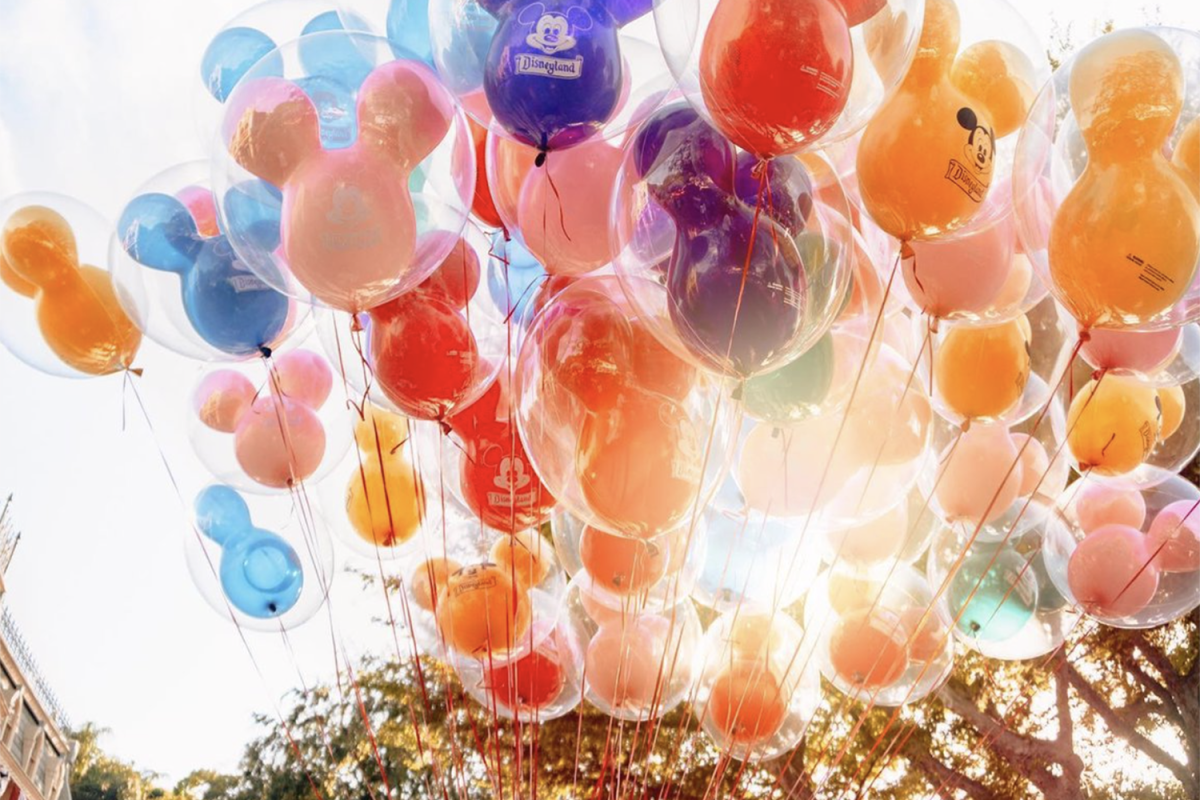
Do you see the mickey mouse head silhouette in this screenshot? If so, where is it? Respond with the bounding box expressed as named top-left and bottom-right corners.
top-left (195, 484), bottom-right (304, 619)
top-left (522, 6), bottom-right (590, 55)
top-left (118, 189), bottom-right (290, 358)
top-left (1, 205), bottom-right (142, 375)
top-left (224, 60), bottom-right (455, 312)
top-left (956, 107), bottom-right (996, 175)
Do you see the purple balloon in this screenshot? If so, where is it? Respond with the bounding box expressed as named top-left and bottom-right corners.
top-left (733, 152), bottom-right (814, 237)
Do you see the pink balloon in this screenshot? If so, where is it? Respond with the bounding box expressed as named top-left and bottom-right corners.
top-left (175, 185), bottom-right (219, 238)
top-left (1146, 500), bottom-right (1200, 573)
top-left (194, 371), bottom-right (256, 433)
top-left (1072, 482), bottom-right (1147, 534)
top-left (1010, 433), bottom-right (1050, 498)
top-left (234, 395), bottom-right (326, 488)
top-left (272, 350), bottom-right (332, 410)
top-left (1068, 524), bottom-right (1159, 619)
top-left (906, 212), bottom-right (1015, 318)
top-left (935, 425), bottom-right (1024, 525)
top-left (585, 616), bottom-right (670, 709)
top-left (1080, 327), bottom-right (1182, 374)
top-left (517, 139), bottom-right (625, 277)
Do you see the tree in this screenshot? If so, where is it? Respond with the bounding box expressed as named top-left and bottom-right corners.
top-left (69, 723), bottom-right (183, 800)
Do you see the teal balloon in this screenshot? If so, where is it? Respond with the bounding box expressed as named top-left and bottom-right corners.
top-left (742, 332), bottom-right (835, 422)
top-left (949, 549), bottom-right (1038, 641)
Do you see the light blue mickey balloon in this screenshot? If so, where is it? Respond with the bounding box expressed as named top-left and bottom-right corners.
top-left (487, 234), bottom-right (546, 327)
top-left (195, 485), bottom-right (304, 619)
top-left (297, 13), bottom-right (375, 92)
top-left (201, 26), bottom-right (282, 102)
top-left (118, 191), bottom-right (289, 357)
top-left (387, 0), bottom-right (434, 65)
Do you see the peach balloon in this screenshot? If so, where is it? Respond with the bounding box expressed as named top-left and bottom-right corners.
top-left (488, 133), bottom-right (539, 230)
top-left (905, 219), bottom-right (1012, 318)
top-left (1010, 433), bottom-right (1050, 498)
top-left (845, 356), bottom-right (932, 466)
top-left (827, 502), bottom-right (908, 567)
top-left (412, 557), bottom-right (461, 612)
top-left (828, 608), bottom-right (909, 689)
top-left (1157, 385), bottom-right (1185, 442)
top-left (738, 417), bottom-right (860, 518)
top-left (935, 316), bottom-right (1031, 421)
top-left (585, 616), bottom-right (669, 710)
top-left (579, 524), bottom-right (668, 596)
top-left (1080, 327), bottom-right (1181, 374)
top-left (991, 252), bottom-right (1033, 311)
top-left (1146, 500), bottom-right (1200, 573)
top-left (935, 424), bottom-right (1024, 525)
top-left (194, 371), bottom-right (256, 433)
top-left (272, 350), bottom-right (333, 410)
top-left (1067, 376), bottom-right (1159, 477)
top-left (708, 661), bottom-right (788, 745)
top-left (1068, 524), bottom-right (1159, 619)
top-left (234, 395), bottom-right (327, 488)
top-left (436, 563), bottom-right (532, 656)
top-left (725, 613), bottom-right (784, 662)
top-left (490, 530), bottom-right (552, 589)
top-left (950, 40), bottom-right (1037, 139)
top-left (1072, 482), bottom-right (1147, 534)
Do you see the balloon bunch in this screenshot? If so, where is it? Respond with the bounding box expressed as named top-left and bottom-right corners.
top-left (7, 0), bottom-right (1200, 769)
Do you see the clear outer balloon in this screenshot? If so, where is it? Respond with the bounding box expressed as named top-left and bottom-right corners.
top-left (213, 33), bottom-right (475, 313)
top-left (855, 0), bottom-right (1048, 242)
top-left (806, 566), bottom-right (954, 706)
top-left (818, 485), bottom-right (938, 572)
top-left (430, 2), bottom-right (674, 151)
top-left (185, 484), bottom-right (335, 632)
top-left (111, 161), bottom-right (308, 362)
top-left (736, 343), bottom-right (931, 528)
top-left (1080, 327), bottom-right (1183, 377)
top-left (188, 351), bottom-right (354, 494)
top-left (337, 0), bottom-right (437, 66)
top-left (1044, 474), bottom-right (1200, 629)
top-left (0, 194), bottom-right (142, 379)
top-left (570, 578), bottom-right (701, 721)
top-left (693, 609), bottom-right (820, 761)
top-left (927, 502), bottom-right (1082, 660)
top-left (514, 275), bottom-right (734, 540)
top-left (654, 0), bottom-right (923, 150)
top-left (1014, 27), bottom-right (1200, 332)
top-left (612, 103), bottom-right (854, 379)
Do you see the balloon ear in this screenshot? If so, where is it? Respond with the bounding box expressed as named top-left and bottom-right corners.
top-left (195, 485), bottom-right (252, 545)
top-left (0, 252), bottom-right (36, 298)
top-left (604, 0), bottom-right (655, 27)
top-left (118, 193), bottom-right (203, 275)
top-left (225, 77), bottom-right (322, 188)
top-left (1, 205), bottom-right (80, 287)
top-left (516, 3), bottom-right (547, 25)
top-left (357, 61), bottom-right (454, 172)
top-left (566, 6), bottom-right (594, 31)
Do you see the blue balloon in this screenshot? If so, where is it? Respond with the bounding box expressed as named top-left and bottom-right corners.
top-left (487, 234), bottom-right (546, 326)
top-left (387, 0), bottom-right (434, 65)
top-left (201, 26), bottom-right (281, 102)
top-left (119, 192), bottom-right (289, 357)
top-left (296, 74), bottom-right (360, 149)
top-left (482, 0), bottom-right (652, 151)
top-left (195, 486), bottom-right (304, 620)
top-left (297, 14), bottom-right (375, 91)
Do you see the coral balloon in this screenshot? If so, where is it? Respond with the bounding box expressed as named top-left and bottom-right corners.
top-left (585, 616), bottom-right (669, 710)
top-left (436, 563), bottom-right (532, 656)
top-left (905, 221), bottom-right (1013, 319)
top-left (1146, 501), bottom-right (1200, 573)
top-left (234, 396), bottom-right (327, 488)
top-left (708, 661), bottom-right (788, 745)
top-left (935, 424), bottom-right (1024, 525)
top-left (579, 524), bottom-right (668, 595)
top-left (1011, 433), bottom-right (1050, 498)
top-left (272, 349), bottom-right (333, 410)
top-left (950, 40), bottom-right (1036, 139)
top-left (195, 371), bottom-right (256, 434)
top-left (828, 609), bottom-right (908, 689)
top-left (1067, 376), bottom-right (1160, 476)
top-left (1157, 385), bottom-right (1185, 442)
top-left (484, 649), bottom-right (566, 712)
top-left (1072, 482), bottom-right (1147, 534)
top-left (1080, 327), bottom-right (1181, 374)
top-left (411, 557), bottom-right (461, 612)
top-left (934, 316), bottom-right (1031, 420)
top-left (1068, 524), bottom-right (1159, 619)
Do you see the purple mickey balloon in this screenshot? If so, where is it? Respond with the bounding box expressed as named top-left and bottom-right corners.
top-left (733, 152), bottom-right (814, 237)
top-left (482, 0), bottom-right (653, 152)
top-left (636, 104), bottom-right (808, 377)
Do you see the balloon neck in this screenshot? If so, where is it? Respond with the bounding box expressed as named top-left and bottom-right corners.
top-left (535, 150), bottom-right (548, 169)
top-left (259, 345), bottom-right (273, 359)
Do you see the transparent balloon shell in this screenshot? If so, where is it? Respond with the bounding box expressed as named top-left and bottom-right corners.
top-left (0, 192), bottom-right (115, 379)
top-left (1013, 27), bottom-right (1200, 332)
top-left (816, 483), bottom-right (939, 573)
top-left (184, 487), bottom-right (336, 632)
top-left (211, 32), bottom-right (475, 313)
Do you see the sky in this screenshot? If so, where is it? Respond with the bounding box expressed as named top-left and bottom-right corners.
top-left (1, 0), bottom-right (1200, 786)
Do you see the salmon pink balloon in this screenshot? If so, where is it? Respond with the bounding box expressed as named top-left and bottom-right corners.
top-left (906, 220), bottom-right (1013, 318)
top-left (1068, 525), bottom-right (1159, 619)
top-left (935, 425), bottom-right (1024, 525)
top-left (1146, 500), bottom-right (1200, 573)
top-left (1080, 327), bottom-right (1182, 374)
top-left (234, 395), bottom-right (327, 488)
top-left (1072, 482), bottom-right (1147, 534)
top-left (195, 370), bottom-right (256, 433)
top-left (586, 617), bottom-right (669, 710)
top-left (271, 350), bottom-right (333, 410)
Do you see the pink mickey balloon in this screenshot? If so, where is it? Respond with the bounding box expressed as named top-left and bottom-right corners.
top-left (272, 350), bottom-right (333, 410)
top-left (935, 425), bottom-right (1024, 525)
top-left (1068, 524), bottom-right (1159, 619)
top-left (1011, 433), bottom-right (1050, 498)
top-left (1146, 500), bottom-right (1200, 573)
top-left (233, 395), bottom-right (326, 489)
top-left (194, 371), bottom-right (256, 434)
top-left (1072, 482), bottom-right (1147, 534)
top-left (1080, 327), bottom-right (1182, 374)
top-left (906, 221), bottom-right (1013, 318)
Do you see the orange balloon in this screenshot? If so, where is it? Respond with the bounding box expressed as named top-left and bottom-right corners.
top-left (411, 557), bottom-right (461, 613)
top-left (490, 134), bottom-right (539, 230)
top-left (346, 455), bottom-right (423, 547)
top-left (934, 316), bottom-right (1031, 420)
top-left (468, 116), bottom-right (503, 228)
top-left (828, 608), bottom-right (909, 689)
top-left (1157, 384), bottom-right (1185, 441)
top-left (826, 572), bottom-right (885, 616)
top-left (490, 529), bottom-right (552, 589)
top-left (708, 661), bottom-right (788, 745)
top-left (1, 206), bottom-right (141, 374)
top-left (194, 371), bottom-right (256, 433)
top-left (950, 40), bottom-right (1036, 139)
top-left (579, 524), bottom-right (668, 596)
top-left (354, 405), bottom-right (410, 456)
top-left (1067, 376), bottom-right (1160, 476)
top-left (1174, 118), bottom-right (1200, 192)
top-left (1049, 32), bottom-right (1200, 327)
top-left (436, 563), bottom-right (532, 656)
top-left (725, 613), bottom-right (783, 661)
top-left (857, 0), bottom-right (997, 240)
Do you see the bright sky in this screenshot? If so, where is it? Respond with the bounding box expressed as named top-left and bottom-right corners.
top-left (1, 0), bottom-right (1199, 786)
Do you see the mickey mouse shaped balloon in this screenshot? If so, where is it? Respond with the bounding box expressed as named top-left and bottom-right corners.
top-left (223, 60), bottom-right (460, 312)
top-left (118, 188), bottom-right (291, 359)
top-left (194, 484), bottom-right (304, 619)
top-left (480, 0), bottom-right (654, 154)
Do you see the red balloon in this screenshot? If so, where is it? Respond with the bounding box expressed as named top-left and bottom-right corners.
top-left (484, 648), bottom-right (566, 712)
top-left (833, 0), bottom-right (887, 26)
top-left (699, 0), bottom-right (854, 158)
top-left (469, 116), bottom-right (503, 228)
top-left (538, 294), bottom-right (632, 410)
top-left (416, 234), bottom-right (481, 310)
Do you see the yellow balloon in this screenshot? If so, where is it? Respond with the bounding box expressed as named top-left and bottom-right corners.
top-left (1067, 376), bottom-right (1160, 476)
top-left (354, 404), bottom-right (409, 455)
top-left (1049, 31), bottom-right (1200, 327)
top-left (951, 40), bottom-right (1037, 139)
top-left (1175, 117), bottom-right (1200, 194)
top-left (345, 456), bottom-right (424, 547)
top-left (1157, 384), bottom-right (1185, 441)
top-left (934, 315), bottom-right (1031, 420)
top-left (857, 0), bottom-right (997, 240)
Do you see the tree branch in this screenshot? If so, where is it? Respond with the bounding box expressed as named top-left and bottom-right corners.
top-left (898, 733), bottom-right (1004, 800)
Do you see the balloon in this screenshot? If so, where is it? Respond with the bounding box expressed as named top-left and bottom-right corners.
top-left (487, 235), bottom-right (547, 326)
top-left (934, 316), bottom-right (1031, 421)
top-left (905, 221), bottom-right (1014, 319)
top-left (490, 530), bottom-right (552, 588)
top-left (345, 442), bottom-right (423, 547)
top-left (484, 648), bottom-right (566, 711)
top-left (1146, 501), bottom-right (1200, 573)
top-left (856, 0), bottom-right (997, 240)
top-left (733, 153), bottom-right (813, 237)
top-left (844, 352), bottom-right (932, 466)
top-left (468, 116), bottom-right (504, 227)
top-left (1068, 524), bottom-right (1160, 619)
top-left (826, 501), bottom-right (907, 568)
top-left (935, 425), bottom-right (1024, 525)
top-left (387, 0), bottom-right (435, 64)
top-left (176, 185), bottom-right (221, 237)
top-left (1, 205), bottom-right (142, 375)
top-left (832, 0), bottom-right (886, 27)
top-left (201, 26), bottom-right (279, 102)
top-left (195, 485), bottom-right (304, 618)
top-left (234, 395), bottom-right (328, 488)
top-left (698, 0), bottom-right (853, 159)
top-left (416, 234), bottom-right (481, 310)
top-left (194, 371), bottom-right (256, 433)
top-left (899, 607), bottom-right (946, 663)
top-left (411, 556), bottom-right (461, 612)
top-left (272, 349), bottom-right (333, 409)
top-left (741, 333), bottom-right (835, 423)
top-left (354, 405), bottom-right (410, 455)
top-left (436, 563), bottom-right (532, 656)
top-left (828, 608), bottom-right (908, 689)
top-left (481, 0), bottom-right (652, 151)
top-left (585, 615), bottom-right (668, 710)
top-left (1048, 31), bottom-right (1200, 328)
top-left (1066, 376), bottom-right (1160, 477)
top-left (1175, 117), bottom-right (1200, 189)
top-left (949, 549), bottom-right (1037, 641)
top-left (707, 661), bottom-right (788, 746)
top-left (578, 524), bottom-right (668, 595)
top-left (224, 60), bottom-right (457, 311)
top-left (1071, 482), bottom-right (1147, 534)
top-left (1010, 433), bottom-right (1050, 498)
top-left (1080, 327), bottom-right (1181, 375)
top-left (1157, 385), bottom-right (1185, 442)
top-left (949, 40), bottom-right (1036, 139)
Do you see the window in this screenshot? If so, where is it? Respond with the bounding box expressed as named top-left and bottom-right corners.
top-left (13, 703), bottom-right (38, 767)
top-left (0, 663), bottom-right (14, 693)
top-left (35, 736), bottom-right (50, 790)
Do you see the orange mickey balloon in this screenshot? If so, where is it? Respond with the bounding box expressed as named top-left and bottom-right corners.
top-left (1049, 31), bottom-right (1200, 327)
top-left (346, 453), bottom-right (423, 548)
top-left (411, 557), bottom-right (461, 613)
top-left (828, 608), bottom-right (909, 689)
top-left (1174, 118), bottom-right (1199, 192)
top-left (436, 563), bottom-right (532, 656)
top-left (1067, 376), bottom-right (1160, 477)
top-left (699, 0), bottom-right (854, 159)
top-left (490, 529), bottom-right (552, 589)
top-left (857, 0), bottom-right (997, 240)
top-left (1, 205), bottom-right (141, 374)
top-left (353, 405), bottom-right (410, 456)
top-left (708, 661), bottom-right (788, 746)
top-left (934, 315), bottom-right (1031, 421)
top-left (579, 524), bottom-right (668, 596)
top-left (950, 40), bottom-right (1036, 139)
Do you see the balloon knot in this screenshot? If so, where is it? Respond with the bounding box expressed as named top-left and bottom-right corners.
top-left (127, 367), bottom-right (144, 378)
top-left (259, 345), bottom-right (273, 359)
top-left (1078, 329), bottom-right (1091, 343)
top-left (900, 241), bottom-right (915, 260)
top-left (439, 420), bottom-right (453, 437)
top-left (731, 383), bottom-right (744, 402)
top-left (535, 150), bottom-right (548, 168)
top-left (351, 314), bottom-right (364, 333)
top-left (961, 419), bottom-right (971, 434)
